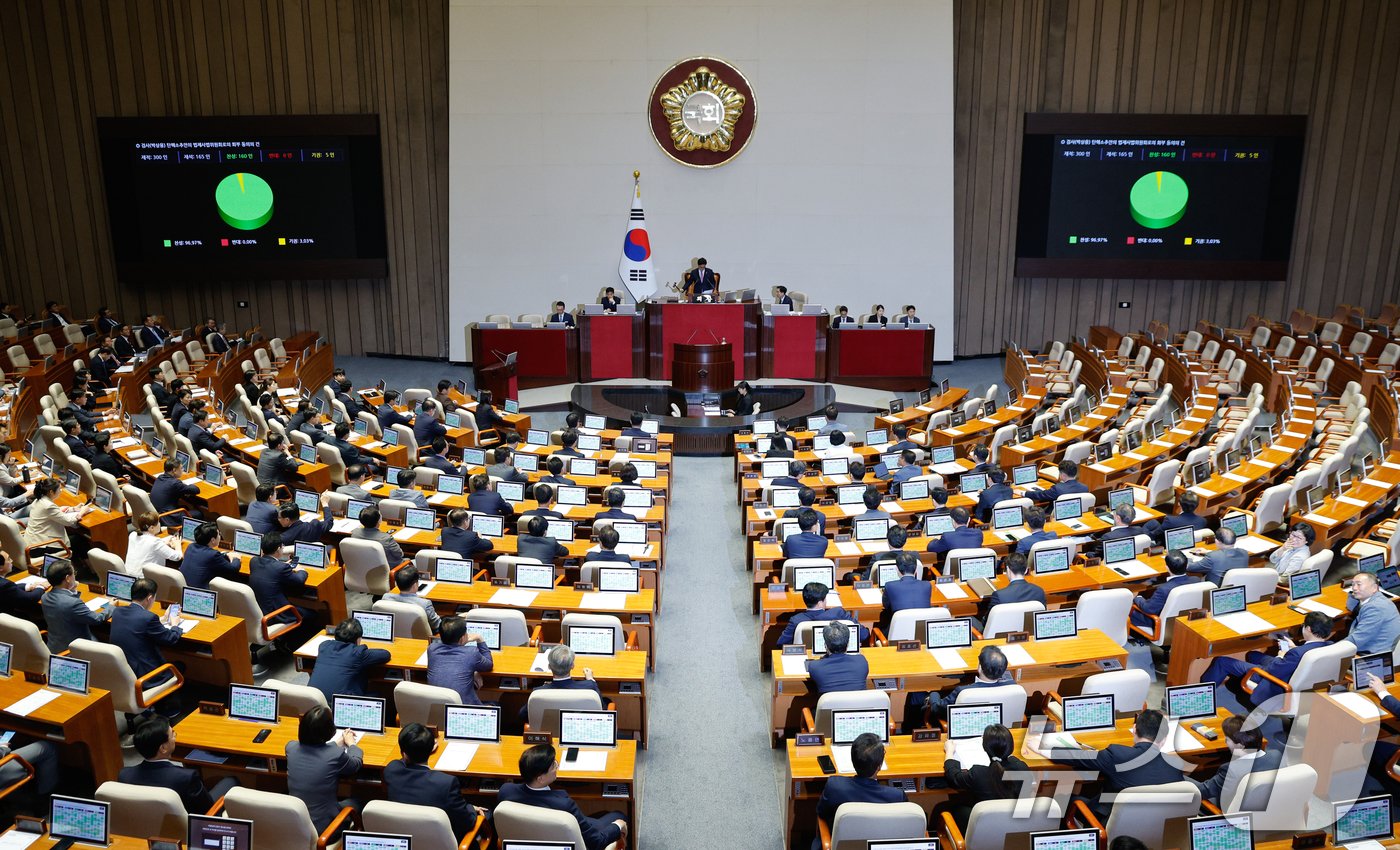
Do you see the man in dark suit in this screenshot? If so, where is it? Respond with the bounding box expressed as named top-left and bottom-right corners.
top-left (422, 437), bottom-right (460, 475)
top-left (119, 716), bottom-right (238, 812)
top-left (554, 429), bottom-right (584, 458)
top-left (974, 469), bottom-right (1014, 523)
top-left (978, 553), bottom-right (1046, 627)
top-left (497, 745), bottom-right (627, 850)
top-left (1026, 459), bottom-right (1091, 503)
top-left (139, 314), bottom-right (167, 349)
top-left (413, 403), bottom-right (447, 447)
top-left (910, 646), bottom-right (1014, 732)
top-left (782, 486), bottom-right (828, 534)
top-left (109, 578), bottom-right (183, 686)
top-left (522, 484), bottom-right (563, 521)
top-left (770, 459), bottom-right (807, 490)
top-left (0, 563), bottom-right (44, 619)
top-left (1099, 504), bottom-right (1140, 542)
top-left (87, 346), bottom-right (121, 388)
top-left (879, 450), bottom-right (921, 484)
top-left (600, 287), bottom-right (623, 313)
top-left (40, 560), bottom-right (110, 652)
top-left (860, 526), bottom-right (915, 584)
top-left (772, 286), bottom-right (795, 309)
top-left (547, 301), bottom-right (576, 327)
top-left (897, 304), bottom-right (921, 325)
top-left (520, 645), bottom-right (604, 720)
top-left (1204, 611), bottom-right (1334, 707)
top-left (249, 530), bottom-right (317, 650)
top-left (883, 551), bottom-right (932, 613)
top-left (585, 525), bottom-right (631, 563)
top-left (181, 523), bottom-right (242, 589)
top-left (1145, 491), bottom-right (1208, 541)
top-left (594, 487), bottom-right (632, 520)
top-left (851, 487), bottom-right (889, 523)
top-left (1014, 507), bottom-right (1058, 555)
top-left (830, 306), bottom-right (856, 327)
top-left (277, 503), bottom-right (332, 545)
top-left (1131, 550), bottom-right (1200, 630)
top-left (112, 325), bottom-right (137, 360)
top-left (1187, 526), bottom-right (1248, 585)
top-left (1191, 715), bottom-right (1283, 808)
top-left (619, 412), bottom-right (649, 439)
top-left (308, 617), bottom-right (393, 701)
top-left (815, 732), bottom-right (904, 836)
top-left (1047, 709), bottom-right (1185, 816)
top-left (88, 432), bottom-right (124, 478)
top-left (684, 257), bottom-right (718, 298)
top-left (968, 444), bottom-right (999, 476)
top-left (442, 508), bottom-right (493, 557)
top-left (806, 621), bottom-right (869, 695)
top-left (334, 379), bottom-right (371, 420)
top-left (328, 421), bottom-right (372, 472)
top-left (487, 446), bottom-right (527, 484)
top-left (782, 508), bottom-right (829, 559)
top-left (61, 418), bottom-right (94, 462)
top-left (66, 391), bottom-right (100, 430)
top-left (288, 407), bottom-right (328, 446)
top-left (189, 410), bottom-right (232, 457)
top-left (777, 582), bottom-right (870, 646)
top-left (257, 434), bottom-right (301, 486)
top-left (378, 390), bottom-right (412, 431)
top-left (539, 456), bottom-right (576, 486)
top-left (887, 423), bottom-right (918, 453)
top-left (518, 515), bottom-right (568, 562)
top-left (926, 507), bottom-right (983, 557)
top-left (467, 473), bottom-right (514, 518)
top-left (386, 723), bottom-right (481, 840)
top-left (247, 483), bottom-right (281, 534)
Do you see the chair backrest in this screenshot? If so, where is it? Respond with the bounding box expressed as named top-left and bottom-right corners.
top-left (963, 798), bottom-right (1062, 850)
top-left (1200, 339), bottom-right (1220, 362)
top-left (142, 563), bottom-right (188, 605)
top-left (1075, 587), bottom-right (1132, 647)
top-left (315, 442), bottom-right (347, 486)
top-left (392, 423), bottom-right (418, 456)
top-left (1269, 642), bottom-right (1357, 715)
top-left (1146, 459), bottom-right (1182, 505)
top-left (779, 557), bottom-right (837, 587)
top-left (6, 345), bottom-right (28, 370)
top-left (1103, 781), bottom-right (1202, 845)
top-left (96, 781), bottom-right (187, 841)
top-left (0, 613), bottom-right (49, 675)
top-left (526, 688), bottom-right (604, 736)
top-left (67, 639), bottom-right (139, 714)
top-left (492, 553), bottom-right (548, 582)
top-left (1080, 668), bottom-right (1152, 711)
top-left (393, 680), bottom-right (462, 728)
top-left (813, 689), bottom-right (891, 739)
top-left (357, 410), bottom-right (383, 438)
top-left (339, 538), bottom-right (392, 595)
top-left (211, 577), bottom-right (273, 647)
top-left (87, 548), bottom-right (123, 588)
top-left (945, 548), bottom-right (998, 575)
top-left (32, 333), bottom-right (56, 356)
top-left (1252, 483), bottom-right (1294, 534)
top-left (954, 683), bottom-right (1028, 725)
top-left (92, 470), bottom-right (126, 513)
top-left (828, 801), bottom-right (928, 850)
top-left (379, 498), bottom-right (416, 525)
top-left (887, 607), bottom-right (952, 642)
top-left (1221, 567), bottom-right (1282, 603)
top-left (1227, 764), bottom-right (1317, 830)
top-left (1151, 582), bottom-right (1216, 646)
top-left (216, 515), bottom-right (254, 540)
top-left (222, 787), bottom-right (317, 850)
top-left (1300, 549), bottom-right (1334, 583)
top-left (373, 598), bottom-right (433, 640)
top-left (1181, 331), bottom-right (1202, 353)
top-left (226, 461), bottom-right (259, 505)
top-left (265, 678), bottom-right (328, 715)
top-left (983, 601), bottom-right (1045, 638)
top-left (362, 800), bottom-right (460, 850)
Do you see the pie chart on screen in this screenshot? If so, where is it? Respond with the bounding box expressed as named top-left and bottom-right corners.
top-left (1129, 170), bottom-right (1188, 229)
top-left (215, 172), bottom-right (274, 230)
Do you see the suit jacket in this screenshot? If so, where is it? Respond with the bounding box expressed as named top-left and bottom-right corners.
top-left (1346, 593), bottom-right (1400, 655)
top-left (329, 437), bottom-right (364, 468)
top-left (1026, 478), bottom-right (1091, 503)
top-left (0, 577), bottom-right (43, 614)
top-left (890, 465), bottom-right (921, 484)
top-left (249, 555), bottom-right (308, 622)
top-left (309, 640), bottom-right (392, 701)
top-left (1100, 525), bottom-right (1138, 543)
top-left (777, 607), bottom-right (870, 646)
top-left (496, 783), bottom-right (621, 850)
top-left (286, 740), bottom-right (363, 832)
top-left (1248, 640), bottom-right (1334, 707)
top-left (548, 312), bottom-right (576, 327)
top-left (189, 425), bottom-right (230, 456)
top-left (815, 775), bottom-right (905, 824)
top-left (247, 500), bottom-right (280, 534)
top-left (898, 315), bottom-right (921, 325)
top-left (1188, 546), bottom-right (1248, 585)
top-left (883, 575), bottom-right (933, 613)
top-left (975, 483), bottom-right (1015, 522)
top-left (866, 315), bottom-right (889, 326)
top-left (1160, 511), bottom-right (1209, 534)
top-left (945, 755), bottom-right (1030, 809)
top-left (783, 507), bottom-right (827, 534)
top-left (88, 355), bottom-right (117, 387)
top-left (517, 533), bottom-right (567, 562)
top-left (140, 325), bottom-right (166, 348)
top-left (585, 549), bottom-right (631, 563)
top-left (388, 487), bottom-right (430, 510)
top-left (488, 462), bottom-right (527, 484)
top-left (206, 332), bottom-right (230, 354)
top-left (600, 296), bottom-right (622, 312)
top-left (426, 640), bottom-right (494, 704)
top-left (423, 454), bottom-right (458, 475)
top-left (337, 484), bottom-right (374, 501)
top-left (983, 578), bottom-right (1047, 620)
top-left (1014, 529), bottom-right (1059, 555)
top-left (118, 759), bottom-right (218, 813)
top-left (151, 474), bottom-right (200, 522)
top-left (110, 604), bottom-right (182, 678)
top-left (926, 525), bottom-right (983, 556)
top-left (40, 586), bottom-right (107, 652)
top-left (770, 475), bottom-right (803, 490)
top-left (385, 760), bottom-right (477, 840)
top-left (181, 543), bottom-right (242, 589)
top-left (1131, 574), bottom-right (1201, 627)
top-left (1194, 747), bottom-right (1282, 807)
top-left (351, 526), bottom-right (404, 565)
top-left (280, 517), bottom-right (332, 545)
top-left (413, 417), bottom-right (447, 446)
top-left (90, 451), bottom-right (123, 478)
top-left (65, 434), bottom-right (94, 462)
top-left (113, 335), bottom-right (136, 360)
top-left (807, 652), bottom-right (871, 695)
top-left (257, 450), bottom-right (300, 486)
top-left (1051, 740), bottom-right (1184, 793)
top-left (442, 526), bottom-right (492, 558)
top-left (686, 267), bottom-right (717, 293)
top-left (378, 405), bottom-right (412, 430)
top-left (467, 490), bottom-right (514, 518)
top-left (68, 404), bottom-right (99, 430)
top-left (782, 531), bottom-right (830, 559)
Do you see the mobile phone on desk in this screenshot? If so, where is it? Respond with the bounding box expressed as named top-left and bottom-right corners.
top-left (253, 729), bottom-right (271, 744)
top-left (816, 754), bottom-right (837, 775)
top-left (564, 747), bottom-right (579, 763)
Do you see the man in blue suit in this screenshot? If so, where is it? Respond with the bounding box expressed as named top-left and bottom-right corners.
top-left (517, 515), bottom-right (568, 562)
top-left (308, 617), bottom-right (393, 702)
top-left (110, 578), bottom-right (184, 689)
top-left (180, 523), bottom-right (243, 589)
top-left (777, 582), bottom-right (870, 646)
top-left (277, 503), bottom-right (333, 545)
top-left (974, 469), bottom-right (1014, 522)
top-left (496, 744), bottom-right (627, 850)
top-left (585, 525), bottom-right (632, 563)
top-left (883, 551), bottom-right (932, 613)
top-left (119, 716), bottom-right (238, 812)
top-left (926, 507), bottom-right (983, 557)
top-left (1145, 491), bottom-right (1208, 541)
top-left (888, 424), bottom-right (919, 453)
top-left (1131, 550), bottom-right (1200, 630)
top-left (1343, 571), bottom-right (1400, 654)
top-left (467, 473), bottom-right (514, 518)
top-left (386, 723), bottom-right (481, 840)
top-left (539, 456), bottom-right (576, 486)
top-left (1098, 504), bottom-right (1139, 542)
top-left (442, 508), bottom-right (493, 557)
top-left (770, 459), bottom-right (807, 490)
top-left (413, 402), bottom-right (447, 446)
top-left (151, 457), bottom-right (201, 527)
top-left (1191, 715), bottom-right (1282, 808)
top-left (422, 438), bottom-right (459, 475)
top-left (1187, 526), bottom-right (1248, 585)
top-left (851, 487), bottom-right (889, 523)
top-left (783, 486), bottom-right (827, 534)
top-left (978, 552), bottom-right (1045, 625)
top-left (806, 622), bottom-right (869, 695)
top-left (1203, 611), bottom-right (1334, 707)
top-left (968, 444), bottom-right (999, 476)
top-left (1026, 460), bottom-right (1090, 503)
top-left (885, 450), bottom-right (922, 484)
top-left (782, 509), bottom-right (830, 559)
top-left (1014, 507), bottom-right (1059, 555)
top-left (814, 732), bottom-right (904, 840)
top-left (246, 483), bottom-right (281, 534)
top-left (909, 645), bottom-right (1014, 732)
top-left (377, 390), bottom-right (412, 431)
top-left (1047, 710), bottom-right (1184, 816)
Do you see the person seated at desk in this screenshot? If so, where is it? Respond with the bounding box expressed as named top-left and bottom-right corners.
top-left (336, 464), bottom-right (375, 501)
top-left (777, 581), bottom-right (869, 646)
top-left (433, 380), bottom-right (460, 414)
top-left (888, 423), bottom-right (919, 453)
top-left (111, 324), bottom-right (138, 360)
top-left (287, 406), bottom-right (329, 447)
top-left (926, 507), bottom-right (981, 556)
top-left (25, 477), bottom-right (93, 552)
top-left (519, 515), bottom-right (569, 562)
top-left (277, 502), bottom-right (333, 546)
top-left (822, 430), bottom-right (855, 460)
top-left (1190, 715), bottom-right (1281, 808)
top-left (851, 487), bottom-right (888, 524)
top-left (148, 369), bottom-right (174, 409)
top-left (286, 705), bottom-right (364, 837)
top-left (974, 469), bottom-right (1014, 523)
top-left (907, 645), bottom-right (1014, 732)
top-left (88, 432), bottom-right (123, 478)
top-left (968, 444), bottom-right (999, 476)
top-left (189, 410), bottom-right (233, 458)
top-left (547, 301), bottom-right (576, 327)
top-left (977, 552), bottom-right (1045, 624)
top-left (0, 554), bottom-right (45, 619)
top-left (474, 390), bottom-right (513, 438)
top-left (1026, 459), bottom-right (1090, 503)
top-left (1342, 570), bottom-right (1400, 655)
top-left (859, 526), bottom-right (915, 584)
top-left (1014, 507), bottom-right (1058, 555)
top-left (897, 304), bottom-right (921, 326)
top-left (378, 390), bottom-right (412, 431)
top-left (442, 508), bottom-right (494, 557)
top-left (387, 468), bottom-right (429, 509)
top-left (468, 473), bottom-right (514, 518)
top-left (257, 434), bottom-right (301, 487)
top-left (393, 565), bottom-right (442, 634)
top-left (1099, 504), bottom-right (1139, 542)
top-left (519, 645), bottom-right (601, 721)
top-left (783, 486), bottom-right (827, 534)
top-left (488, 446), bottom-right (528, 484)
top-left (865, 304), bottom-right (889, 327)
top-left (1187, 526), bottom-right (1247, 585)
top-left (939, 723), bottom-right (1030, 832)
top-left (585, 525), bottom-right (631, 563)
top-left (309, 618), bottom-right (392, 702)
top-left (334, 378), bottom-right (372, 420)
top-left (1144, 490), bottom-right (1208, 541)
top-left (816, 404), bottom-right (848, 436)
top-left (1362, 673), bottom-right (1400, 795)
top-left (1046, 709), bottom-right (1184, 816)
top-left (782, 508), bottom-right (829, 558)
top-left (386, 723), bottom-right (481, 841)
top-left (772, 286), bottom-right (794, 309)
top-left (683, 257), bottom-right (719, 299)
top-left (540, 456), bottom-right (576, 486)
top-left (87, 346), bottom-right (121, 389)
top-left (249, 530), bottom-right (315, 650)
top-left (352, 506), bottom-right (405, 565)
top-left (181, 523), bottom-right (243, 589)
top-left (66, 391), bottom-right (101, 431)
top-left (121, 716), bottom-right (238, 813)
top-left (523, 483), bottom-right (563, 521)
top-left (412, 402), bottom-right (447, 447)
top-left (95, 305), bottom-right (120, 335)
top-left (247, 483), bottom-right (281, 534)
top-left (40, 559), bottom-right (110, 652)
top-left (329, 422), bottom-right (375, 473)
top-left (552, 429), bottom-right (584, 459)
top-left (1269, 522), bottom-right (1315, 577)
top-left (240, 371), bottom-right (266, 407)
top-left (1130, 550), bottom-right (1198, 630)
top-left (879, 450), bottom-right (921, 484)
top-left (202, 318), bottom-right (231, 354)
top-left (420, 437), bottom-right (459, 476)
top-left (497, 744), bottom-right (628, 850)
top-left (725, 381), bottom-right (756, 417)
top-left (60, 417), bottom-right (94, 462)
top-left (257, 392), bottom-right (288, 428)
top-left (771, 459), bottom-right (807, 490)
top-left (807, 621), bottom-right (869, 695)
top-left (831, 305), bottom-right (856, 327)
top-left (110, 577), bottom-right (184, 691)
top-left (763, 419), bottom-right (797, 456)
top-left (883, 550), bottom-right (932, 613)
top-left (620, 412), bottom-right (649, 439)
top-left (814, 731), bottom-right (904, 841)
top-left (427, 615), bottom-right (493, 702)
top-left (600, 287), bottom-right (622, 313)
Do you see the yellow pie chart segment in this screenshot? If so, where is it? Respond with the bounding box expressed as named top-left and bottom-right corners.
top-left (215, 172), bottom-right (274, 230)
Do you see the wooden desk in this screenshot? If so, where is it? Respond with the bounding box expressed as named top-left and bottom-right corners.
top-left (997, 390), bottom-right (1130, 470)
top-left (761, 314), bottom-right (829, 380)
top-left (927, 391), bottom-right (1048, 450)
top-left (825, 327), bottom-right (934, 391)
top-left (77, 591), bottom-right (255, 687)
top-left (645, 300), bottom-right (761, 381)
top-left (1297, 680), bottom-right (1400, 802)
top-left (0, 674), bottom-right (122, 783)
top-left (578, 311), bottom-right (647, 381)
top-left (1079, 388), bottom-right (1221, 495)
top-left (470, 326), bottom-right (580, 390)
top-left (875, 387), bottom-right (968, 432)
top-left (1291, 451), bottom-right (1400, 553)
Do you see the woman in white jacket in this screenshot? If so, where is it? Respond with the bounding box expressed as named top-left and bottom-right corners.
top-left (124, 510), bottom-right (183, 577)
top-left (1270, 522), bottom-right (1315, 577)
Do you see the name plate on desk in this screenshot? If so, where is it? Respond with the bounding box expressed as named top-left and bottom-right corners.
top-left (872, 677), bottom-right (898, 691)
top-left (782, 644), bottom-right (807, 655)
top-left (491, 577), bottom-right (510, 587)
top-left (795, 733), bottom-right (824, 747)
top-left (1185, 608), bottom-right (1208, 620)
top-left (1005, 631), bottom-right (1030, 643)
top-left (769, 583), bottom-right (789, 597)
top-left (912, 729), bottom-right (941, 743)
top-left (1291, 833), bottom-right (1326, 850)
top-left (896, 640), bottom-right (920, 652)
top-left (760, 535), bottom-right (777, 544)
top-left (573, 582), bottom-right (595, 592)
top-left (198, 701), bottom-right (224, 716)
top-left (835, 534), bottom-right (852, 543)
top-left (523, 732), bottom-right (552, 746)
top-left (1269, 592), bottom-right (1289, 605)
top-left (853, 581), bottom-right (873, 590)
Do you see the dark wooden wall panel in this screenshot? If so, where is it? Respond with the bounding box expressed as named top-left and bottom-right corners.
top-left (0, 0), bottom-right (448, 358)
top-left (954, 0), bottom-right (1400, 355)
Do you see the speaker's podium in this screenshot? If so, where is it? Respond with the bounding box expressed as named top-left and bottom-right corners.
top-left (476, 351), bottom-right (518, 402)
top-left (671, 342), bottom-right (733, 394)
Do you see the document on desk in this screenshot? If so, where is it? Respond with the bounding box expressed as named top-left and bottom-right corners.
top-left (300, 633), bottom-right (332, 655)
top-left (754, 508), bottom-right (775, 521)
top-left (932, 462), bottom-right (965, 476)
top-left (580, 592), bottom-right (629, 610)
top-left (834, 541), bottom-right (862, 558)
top-left (1300, 512), bottom-right (1339, 526)
top-left (1212, 611), bottom-right (1276, 635)
top-left (839, 504), bottom-right (864, 517)
top-left (929, 648), bottom-right (966, 670)
top-left (85, 596), bottom-right (110, 612)
top-left (1235, 535), bottom-right (1278, 555)
top-left (1109, 560), bottom-right (1158, 580)
top-left (176, 619), bottom-right (200, 634)
top-left (1363, 478), bottom-right (1393, 489)
top-left (1336, 495), bottom-right (1370, 508)
top-left (1043, 434), bottom-right (1066, 444)
top-left (935, 583), bottom-right (969, 600)
top-left (859, 541), bottom-right (886, 555)
top-left (529, 652), bottom-right (551, 673)
top-left (4, 688), bottom-right (62, 717)
top-left (856, 587), bottom-right (884, 605)
top-left (832, 746), bottom-right (888, 775)
top-left (780, 654), bottom-right (811, 677)
top-left (434, 741), bottom-right (479, 773)
top-left (127, 450), bottom-right (150, 461)
top-left (392, 528), bottom-right (420, 542)
top-left (1331, 692), bottom-right (1384, 720)
top-left (332, 518), bottom-right (361, 534)
top-left (558, 750), bottom-right (609, 773)
top-left (428, 492), bottom-right (454, 505)
top-left (490, 589), bottom-right (539, 607)
top-left (1224, 472), bottom-right (1253, 484)
top-left (999, 644), bottom-right (1035, 667)
top-left (415, 651), bottom-right (428, 666)
top-left (1295, 598), bottom-right (1342, 617)
top-left (1161, 721), bottom-right (1206, 753)
top-left (110, 436), bottom-right (140, 449)
top-left (0, 829), bottom-right (41, 850)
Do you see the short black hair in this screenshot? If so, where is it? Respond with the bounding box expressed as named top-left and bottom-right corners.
top-left (598, 525), bottom-right (620, 550)
top-left (560, 429), bottom-right (578, 447)
top-left (887, 525), bottom-right (908, 549)
top-left (299, 705), bottom-right (335, 745)
top-left (978, 645), bottom-right (1008, 680)
top-left (133, 714), bottom-right (174, 759)
top-left (949, 506), bottom-right (970, 526)
top-left (397, 468), bottom-right (417, 487)
top-left (1303, 611), bottom-right (1334, 639)
top-left (519, 743), bottom-right (556, 783)
top-left (797, 507), bottom-right (819, 531)
top-left (801, 581), bottom-right (829, 607)
top-left (850, 732), bottom-right (885, 777)
top-left (195, 522), bottom-right (219, 546)
top-left (1058, 460), bottom-right (1079, 478)
top-left (1004, 552), bottom-right (1029, 576)
top-left (1134, 709), bottom-right (1166, 742)
top-left (528, 515), bottom-right (548, 536)
top-left (900, 449), bottom-right (916, 465)
top-left (359, 506), bottom-right (381, 528)
top-left (399, 722), bottom-right (437, 763)
top-left (439, 616), bottom-right (466, 644)
top-left (395, 565), bottom-right (421, 591)
top-left (130, 578), bottom-right (158, 602)
top-left (896, 550), bottom-right (918, 575)
top-left (1025, 507), bottom-right (1046, 530)
top-left (930, 487), bottom-right (948, 505)
top-left (260, 531), bottom-right (282, 555)
top-left (1164, 550), bottom-right (1188, 575)
top-left (278, 504), bottom-right (300, 521)
top-left (45, 559), bottom-right (74, 587)
top-left (1178, 491), bottom-right (1199, 512)
top-left (533, 483), bottom-right (554, 504)
top-left (606, 488), bottom-right (625, 507)
top-left (797, 486), bottom-right (816, 506)
top-left (334, 617), bottom-right (363, 643)
top-left (863, 488), bottom-right (881, 509)
top-left (1221, 715), bottom-right (1263, 750)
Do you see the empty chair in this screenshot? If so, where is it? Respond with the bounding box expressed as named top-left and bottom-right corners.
top-left (1242, 640), bottom-right (1356, 716)
top-left (212, 578), bottom-right (303, 673)
top-left (1319, 321), bottom-right (1343, 343)
top-left (315, 442), bottom-right (347, 486)
top-left (67, 638), bottom-right (183, 715)
top-left (1075, 588), bottom-right (1133, 647)
top-left (1224, 764), bottom-right (1318, 836)
top-left (806, 690), bottom-right (892, 739)
top-left (392, 680), bottom-right (462, 728)
top-left (1221, 567), bottom-right (1282, 603)
top-left (1250, 483), bottom-right (1293, 536)
top-left (216, 515), bottom-right (253, 540)
top-left (1068, 781), bottom-right (1201, 847)
top-left (883, 607), bottom-right (952, 643)
top-left (372, 598), bottom-right (433, 640)
top-left (1144, 459), bottom-right (1182, 506)
top-left (1061, 440), bottom-right (1093, 466)
top-left (939, 797), bottom-right (1062, 850)
top-left (96, 782), bottom-right (188, 841)
top-left (142, 563), bottom-right (188, 605)
top-left (822, 801), bottom-right (929, 850)
top-left (362, 800), bottom-right (485, 850)
top-left (982, 601), bottom-right (1044, 639)
top-left (1046, 669), bottom-right (1151, 722)
top-left (222, 786), bottom-right (350, 850)
top-left (0, 613), bottom-right (49, 675)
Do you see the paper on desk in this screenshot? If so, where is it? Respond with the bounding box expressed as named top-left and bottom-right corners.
top-left (936, 583), bottom-right (969, 600)
top-left (1235, 536), bottom-right (1278, 555)
top-left (932, 462), bottom-right (965, 476)
top-left (1212, 611), bottom-right (1276, 635)
top-left (1295, 597), bottom-right (1342, 617)
top-left (859, 542), bottom-right (886, 555)
top-left (1089, 463), bottom-right (1113, 473)
top-left (332, 519), bottom-right (361, 534)
top-left (110, 436), bottom-right (140, 449)
top-left (176, 619), bottom-right (199, 634)
top-left (1151, 440), bottom-right (1175, 449)
top-left (1301, 512), bottom-right (1339, 526)
top-left (834, 541), bottom-right (862, 558)
top-left (299, 633), bottom-right (332, 654)
top-left (1000, 644), bottom-right (1035, 666)
top-left (1161, 722), bottom-right (1206, 753)
top-left (415, 651), bottom-right (428, 666)
top-left (1067, 424), bottom-right (1088, 434)
top-left (1189, 486), bottom-right (1216, 498)
top-left (780, 654), bottom-right (811, 677)
top-left (1043, 435), bottom-right (1065, 444)
top-left (580, 592), bottom-right (629, 610)
top-left (0, 829), bottom-right (41, 850)
top-left (1337, 495), bottom-right (1370, 508)
top-left (1224, 472), bottom-right (1253, 484)
top-left (490, 588), bottom-right (539, 607)
top-left (392, 528), bottom-right (420, 542)
top-left (1331, 691), bottom-right (1384, 720)
top-left (1124, 452), bottom-right (1149, 462)
top-left (856, 587), bottom-right (884, 605)
top-left (428, 492), bottom-right (454, 505)
top-left (434, 741), bottom-right (479, 772)
top-left (85, 596), bottom-right (110, 612)
top-left (558, 750), bottom-right (609, 773)
top-left (127, 450), bottom-right (150, 461)
top-left (1337, 839), bottom-right (1386, 850)
top-left (831, 745), bottom-right (888, 775)
top-left (1109, 560), bottom-right (1158, 580)
top-left (1362, 478), bottom-right (1393, 489)
top-left (529, 652), bottom-right (551, 673)
top-left (839, 504), bottom-right (863, 517)
top-left (4, 689), bottom-right (62, 717)
top-left (930, 648), bottom-right (965, 670)
top-left (754, 508), bottom-right (775, 521)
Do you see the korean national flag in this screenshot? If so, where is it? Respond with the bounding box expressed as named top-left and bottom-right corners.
top-left (618, 181), bottom-right (656, 301)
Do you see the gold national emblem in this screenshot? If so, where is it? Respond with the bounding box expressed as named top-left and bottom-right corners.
top-left (658, 66), bottom-right (747, 153)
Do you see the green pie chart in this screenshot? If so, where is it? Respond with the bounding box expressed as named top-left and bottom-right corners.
top-left (1129, 170), bottom-right (1188, 229)
top-left (215, 172), bottom-right (274, 230)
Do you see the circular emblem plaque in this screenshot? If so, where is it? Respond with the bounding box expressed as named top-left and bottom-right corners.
top-left (648, 57), bottom-right (757, 168)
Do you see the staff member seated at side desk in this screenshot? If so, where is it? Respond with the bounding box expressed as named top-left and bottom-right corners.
top-left (777, 582), bottom-right (870, 646)
top-left (547, 301), bottom-right (576, 327)
top-left (772, 286), bottom-right (795, 309)
top-left (865, 305), bottom-right (889, 327)
top-left (1025, 460), bottom-right (1090, 503)
top-left (1130, 550), bottom-right (1198, 630)
top-left (806, 622), bottom-right (868, 695)
top-left (497, 744), bottom-right (628, 850)
top-left (830, 305), bottom-right (856, 326)
top-left (897, 305), bottom-right (921, 325)
top-left (600, 287), bottom-right (622, 312)
top-left (814, 732), bottom-right (904, 844)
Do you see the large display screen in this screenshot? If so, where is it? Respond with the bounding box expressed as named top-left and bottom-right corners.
top-left (1016, 114), bottom-right (1306, 280)
top-left (97, 115), bottom-right (387, 280)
